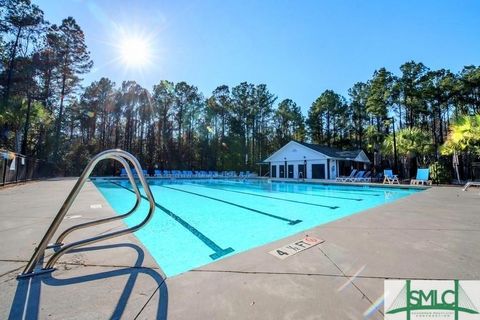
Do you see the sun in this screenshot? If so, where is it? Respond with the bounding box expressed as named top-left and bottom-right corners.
top-left (119, 36), bottom-right (152, 67)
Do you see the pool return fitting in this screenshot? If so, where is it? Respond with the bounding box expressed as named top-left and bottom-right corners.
top-left (17, 149), bottom-right (155, 279)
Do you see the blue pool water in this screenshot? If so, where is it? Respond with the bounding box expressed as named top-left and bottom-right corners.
top-left (94, 179), bottom-right (421, 277)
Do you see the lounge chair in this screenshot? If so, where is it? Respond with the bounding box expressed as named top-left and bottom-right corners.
top-left (350, 171), bottom-right (365, 182)
top-left (410, 168), bottom-right (432, 185)
top-left (163, 170), bottom-right (172, 178)
top-left (361, 171), bottom-right (372, 182)
top-left (336, 169), bottom-right (357, 182)
top-left (463, 181), bottom-right (480, 191)
top-left (154, 169), bottom-right (162, 177)
top-left (355, 171), bottom-right (371, 182)
top-left (120, 168), bottom-right (128, 177)
top-left (383, 169), bottom-right (399, 184)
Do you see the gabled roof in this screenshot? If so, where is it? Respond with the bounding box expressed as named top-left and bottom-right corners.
top-left (264, 140), bottom-right (370, 163)
top-left (295, 141), bottom-right (367, 161)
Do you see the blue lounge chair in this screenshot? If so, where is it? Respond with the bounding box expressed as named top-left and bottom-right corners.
top-left (357, 171), bottom-right (371, 182)
top-left (154, 169), bottom-right (162, 177)
top-left (120, 168), bottom-right (128, 177)
top-left (336, 169), bottom-right (357, 182)
top-left (349, 170), bottom-right (365, 182)
top-left (383, 169), bottom-right (399, 184)
top-left (410, 168), bottom-right (431, 185)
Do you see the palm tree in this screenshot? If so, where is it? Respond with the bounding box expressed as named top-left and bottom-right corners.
top-left (441, 114), bottom-right (480, 156)
top-left (383, 127), bottom-right (434, 177)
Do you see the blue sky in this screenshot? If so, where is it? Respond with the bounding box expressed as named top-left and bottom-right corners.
top-left (34, 0), bottom-right (480, 111)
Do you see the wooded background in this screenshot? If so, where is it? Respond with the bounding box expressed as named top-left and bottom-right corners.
top-left (1, 0), bottom-right (479, 181)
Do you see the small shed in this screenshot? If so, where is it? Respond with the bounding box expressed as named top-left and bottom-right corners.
top-left (263, 141), bottom-right (370, 179)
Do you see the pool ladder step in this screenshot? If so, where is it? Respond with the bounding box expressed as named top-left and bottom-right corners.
top-left (17, 149), bottom-right (156, 279)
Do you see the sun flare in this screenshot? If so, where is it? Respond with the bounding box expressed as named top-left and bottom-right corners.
top-left (119, 36), bottom-right (151, 67)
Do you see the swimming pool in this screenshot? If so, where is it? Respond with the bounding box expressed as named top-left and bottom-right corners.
top-left (94, 179), bottom-right (422, 277)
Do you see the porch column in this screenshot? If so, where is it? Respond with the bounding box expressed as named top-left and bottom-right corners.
top-left (327, 159), bottom-right (330, 179)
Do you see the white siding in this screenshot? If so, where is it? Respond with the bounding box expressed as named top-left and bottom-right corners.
top-left (265, 140), bottom-right (367, 180)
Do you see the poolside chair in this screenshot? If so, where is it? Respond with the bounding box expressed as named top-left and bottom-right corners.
top-left (361, 171), bottom-right (372, 182)
top-left (410, 168), bottom-right (432, 185)
top-left (142, 169), bottom-right (148, 177)
top-left (120, 168), bottom-right (128, 177)
top-left (354, 171), bottom-right (371, 182)
top-left (163, 170), bottom-right (171, 178)
top-left (463, 181), bottom-right (480, 191)
top-left (154, 169), bottom-right (162, 177)
top-left (336, 169), bottom-right (357, 182)
top-left (350, 171), bottom-right (365, 182)
top-left (383, 169), bottom-right (399, 184)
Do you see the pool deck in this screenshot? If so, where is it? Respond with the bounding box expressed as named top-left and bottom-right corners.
top-left (0, 178), bottom-right (479, 319)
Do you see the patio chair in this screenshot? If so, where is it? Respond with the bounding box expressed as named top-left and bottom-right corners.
top-left (162, 170), bottom-right (171, 178)
top-left (383, 169), bottom-right (399, 184)
top-left (350, 170), bottom-right (365, 182)
top-left (355, 171), bottom-right (371, 182)
top-left (336, 169), bottom-right (357, 182)
top-left (410, 168), bottom-right (432, 185)
top-left (154, 169), bottom-right (162, 177)
top-left (463, 181), bottom-right (480, 191)
top-left (120, 168), bottom-right (128, 177)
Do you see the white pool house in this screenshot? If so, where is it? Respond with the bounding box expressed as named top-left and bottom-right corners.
top-left (263, 141), bottom-right (370, 180)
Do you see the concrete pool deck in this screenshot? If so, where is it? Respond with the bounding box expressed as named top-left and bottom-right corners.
top-left (0, 179), bottom-right (479, 319)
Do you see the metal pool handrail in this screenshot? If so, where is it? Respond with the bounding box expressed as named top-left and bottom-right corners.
top-left (18, 149), bottom-right (155, 279)
top-left (52, 155), bottom-right (141, 247)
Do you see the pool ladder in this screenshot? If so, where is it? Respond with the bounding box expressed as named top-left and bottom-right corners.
top-left (17, 149), bottom-right (155, 279)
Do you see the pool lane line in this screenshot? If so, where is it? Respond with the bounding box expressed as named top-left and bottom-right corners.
top-left (217, 180), bottom-right (381, 197)
top-left (197, 183), bottom-right (364, 202)
top-left (107, 180), bottom-right (234, 260)
top-left (185, 183), bottom-right (341, 209)
top-left (159, 185), bottom-right (304, 225)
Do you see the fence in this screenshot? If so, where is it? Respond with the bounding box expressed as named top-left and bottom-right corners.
top-left (0, 149), bottom-right (58, 186)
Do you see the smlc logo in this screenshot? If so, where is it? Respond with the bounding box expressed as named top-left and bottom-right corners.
top-left (385, 280), bottom-right (480, 320)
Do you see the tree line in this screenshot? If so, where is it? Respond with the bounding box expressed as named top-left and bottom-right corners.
top-left (1, 0), bottom-right (479, 180)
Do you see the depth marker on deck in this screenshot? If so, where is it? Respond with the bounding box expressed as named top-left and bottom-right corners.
top-left (269, 236), bottom-right (324, 260)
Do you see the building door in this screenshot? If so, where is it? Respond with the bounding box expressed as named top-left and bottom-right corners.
top-left (288, 165), bottom-right (294, 178)
top-left (279, 165), bottom-right (285, 178)
top-left (298, 164), bottom-right (305, 179)
top-left (311, 164), bottom-right (325, 179)
top-left (271, 165), bottom-right (276, 178)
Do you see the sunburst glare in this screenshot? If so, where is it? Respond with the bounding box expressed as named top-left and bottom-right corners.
top-left (119, 36), bottom-right (152, 67)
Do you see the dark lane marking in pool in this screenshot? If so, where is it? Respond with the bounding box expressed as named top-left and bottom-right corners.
top-left (189, 183), bottom-right (352, 204)
top-left (160, 185), bottom-right (304, 225)
top-left (108, 181), bottom-right (234, 260)
top-left (199, 183), bottom-right (364, 201)
top-left (218, 180), bottom-right (381, 196)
